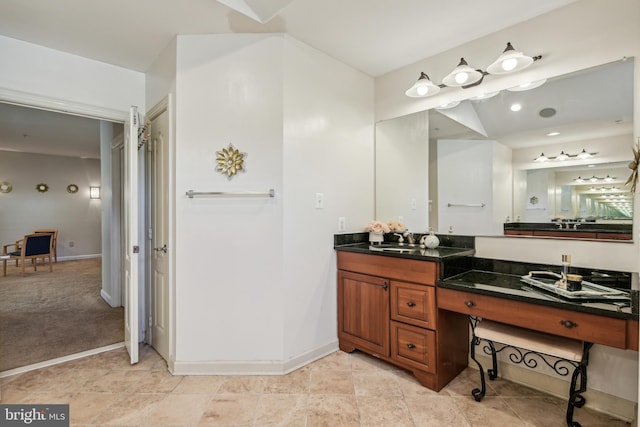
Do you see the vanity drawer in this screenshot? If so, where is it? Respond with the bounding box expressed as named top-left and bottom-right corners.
top-left (337, 252), bottom-right (438, 285)
top-left (390, 281), bottom-right (436, 329)
top-left (391, 321), bottom-right (436, 373)
top-left (437, 288), bottom-right (627, 349)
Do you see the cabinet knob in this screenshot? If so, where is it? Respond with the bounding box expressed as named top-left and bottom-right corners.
top-left (382, 282), bottom-right (389, 291)
top-left (465, 300), bottom-right (475, 308)
top-left (406, 301), bottom-right (416, 307)
top-left (406, 343), bottom-right (416, 349)
top-left (560, 320), bottom-right (577, 329)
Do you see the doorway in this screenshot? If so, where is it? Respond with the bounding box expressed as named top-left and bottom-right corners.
top-left (0, 101), bottom-right (126, 371)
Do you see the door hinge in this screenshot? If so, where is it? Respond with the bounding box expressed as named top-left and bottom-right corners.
top-left (148, 228), bottom-right (153, 240)
top-left (133, 245), bottom-right (140, 254)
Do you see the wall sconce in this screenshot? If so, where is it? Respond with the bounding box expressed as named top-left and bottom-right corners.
top-left (405, 42), bottom-right (542, 98)
top-left (534, 149), bottom-right (597, 162)
top-left (89, 186), bottom-right (101, 199)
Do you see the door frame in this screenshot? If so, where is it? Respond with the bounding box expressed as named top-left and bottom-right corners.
top-left (0, 86), bottom-right (144, 350)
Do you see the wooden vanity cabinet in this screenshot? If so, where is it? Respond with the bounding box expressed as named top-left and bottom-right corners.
top-left (337, 251), bottom-right (468, 391)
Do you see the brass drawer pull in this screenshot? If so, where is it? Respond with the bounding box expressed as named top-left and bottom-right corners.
top-left (406, 343), bottom-right (416, 349)
top-left (560, 320), bottom-right (578, 329)
top-left (465, 300), bottom-right (475, 308)
top-left (406, 301), bottom-right (416, 307)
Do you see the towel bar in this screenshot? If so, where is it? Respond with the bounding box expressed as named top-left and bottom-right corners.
top-left (185, 189), bottom-right (275, 198)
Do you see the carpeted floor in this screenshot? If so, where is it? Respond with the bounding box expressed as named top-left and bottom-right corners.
top-left (0, 258), bottom-right (123, 371)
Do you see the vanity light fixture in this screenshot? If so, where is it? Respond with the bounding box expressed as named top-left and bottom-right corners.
top-left (405, 42), bottom-right (541, 98)
top-left (576, 175), bottom-right (616, 183)
top-left (534, 149), bottom-right (597, 162)
top-left (507, 79), bottom-right (547, 92)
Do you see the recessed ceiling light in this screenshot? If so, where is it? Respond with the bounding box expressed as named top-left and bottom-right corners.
top-left (546, 131), bottom-right (560, 136)
top-left (510, 103), bottom-right (522, 112)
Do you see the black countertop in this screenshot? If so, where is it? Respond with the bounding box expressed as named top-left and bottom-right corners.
top-left (438, 270), bottom-right (637, 320)
top-left (334, 242), bottom-right (475, 262)
top-left (504, 222), bottom-right (632, 234)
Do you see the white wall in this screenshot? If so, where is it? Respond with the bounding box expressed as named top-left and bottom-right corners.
top-left (170, 33), bottom-right (374, 371)
top-left (0, 151), bottom-right (101, 258)
top-left (282, 35), bottom-right (374, 362)
top-left (0, 35), bottom-right (145, 116)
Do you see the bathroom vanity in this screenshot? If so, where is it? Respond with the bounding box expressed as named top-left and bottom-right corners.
top-left (334, 234), bottom-right (638, 392)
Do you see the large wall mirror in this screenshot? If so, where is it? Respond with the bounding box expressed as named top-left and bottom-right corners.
top-left (375, 58), bottom-right (635, 240)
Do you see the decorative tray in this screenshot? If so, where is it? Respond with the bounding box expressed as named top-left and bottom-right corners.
top-left (521, 273), bottom-right (629, 301)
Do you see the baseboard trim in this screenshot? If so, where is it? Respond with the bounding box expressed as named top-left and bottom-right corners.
top-left (170, 341), bottom-right (339, 376)
top-left (58, 254), bottom-right (101, 262)
top-left (0, 342), bottom-right (125, 379)
top-left (472, 354), bottom-right (636, 422)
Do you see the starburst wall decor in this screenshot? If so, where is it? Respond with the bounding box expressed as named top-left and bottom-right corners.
top-left (215, 143), bottom-right (247, 179)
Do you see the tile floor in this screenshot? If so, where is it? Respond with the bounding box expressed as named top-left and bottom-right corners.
top-left (0, 345), bottom-right (632, 427)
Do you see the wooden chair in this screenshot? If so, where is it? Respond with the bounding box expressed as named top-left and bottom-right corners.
top-left (3, 233), bottom-right (54, 276)
top-left (33, 229), bottom-right (58, 263)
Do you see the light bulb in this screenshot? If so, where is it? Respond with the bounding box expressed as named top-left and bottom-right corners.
top-left (455, 72), bottom-right (469, 84)
top-left (510, 103), bottom-right (522, 112)
top-left (416, 85), bottom-right (429, 96)
top-left (502, 58), bottom-right (518, 71)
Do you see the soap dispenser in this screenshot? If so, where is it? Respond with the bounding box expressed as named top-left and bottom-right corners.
top-left (420, 228), bottom-right (440, 249)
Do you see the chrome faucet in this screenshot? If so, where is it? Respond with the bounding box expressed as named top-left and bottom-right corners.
top-left (403, 231), bottom-right (416, 245)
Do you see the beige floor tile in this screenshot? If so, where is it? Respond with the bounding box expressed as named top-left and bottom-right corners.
top-left (2, 390), bottom-right (74, 404)
top-left (453, 395), bottom-right (527, 427)
top-left (253, 394), bottom-right (307, 427)
top-left (349, 351), bottom-right (396, 371)
top-left (126, 369), bottom-right (183, 393)
top-left (352, 370), bottom-right (402, 396)
top-left (488, 377), bottom-right (548, 397)
top-left (309, 369), bottom-right (354, 394)
top-left (264, 367), bottom-right (310, 394)
top-left (80, 369), bottom-right (146, 393)
top-left (309, 351), bottom-right (352, 371)
top-left (306, 394), bottom-right (360, 427)
top-left (197, 394), bottom-right (259, 426)
top-left (357, 395), bottom-right (415, 427)
top-left (405, 395), bottom-right (472, 427)
top-left (143, 393), bottom-right (212, 426)
top-left (217, 376), bottom-right (267, 394)
top-left (171, 375), bottom-right (225, 394)
top-left (68, 392), bottom-right (123, 424)
top-left (90, 393), bottom-right (166, 426)
top-left (394, 370), bottom-right (440, 397)
top-left (502, 396), bottom-right (569, 427)
top-left (442, 367), bottom-right (497, 398)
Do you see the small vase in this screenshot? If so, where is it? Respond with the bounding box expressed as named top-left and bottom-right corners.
top-left (369, 232), bottom-right (384, 244)
top-left (423, 231), bottom-right (440, 249)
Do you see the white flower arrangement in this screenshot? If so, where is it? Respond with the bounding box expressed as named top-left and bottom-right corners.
top-left (364, 220), bottom-right (391, 235)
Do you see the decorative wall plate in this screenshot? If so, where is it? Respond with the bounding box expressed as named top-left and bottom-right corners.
top-left (36, 183), bottom-right (49, 193)
top-left (67, 184), bottom-right (79, 193)
top-left (0, 182), bottom-right (12, 193)
top-left (215, 143), bottom-right (247, 179)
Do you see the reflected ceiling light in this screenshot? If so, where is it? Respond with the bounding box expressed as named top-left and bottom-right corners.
top-left (470, 91), bottom-right (500, 100)
top-left (89, 186), bottom-right (101, 199)
top-left (533, 149), bottom-right (597, 162)
top-left (507, 79), bottom-right (547, 92)
top-left (405, 72), bottom-right (441, 97)
top-left (577, 149), bottom-right (594, 160)
top-left (486, 42), bottom-right (535, 74)
top-left (534, 153), bottom-right (549, 162)
top-left (510, 103), bottom-right (522, 112)
top-left (405, 42), bottom-right (541, 98)
top-left (574, 176), bottom-right (585, 183)
top-left (435, 101), bottom-right (460, 110)
top-left (546, 131), bottom-right (560, 136)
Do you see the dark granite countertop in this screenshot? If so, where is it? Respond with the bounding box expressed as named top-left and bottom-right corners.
top-left (438, 270), bottom-right (637, 320)
top-left (504, 222), bottom-right (632, 234)
top-left (334, 242), bottom-right (475, 262)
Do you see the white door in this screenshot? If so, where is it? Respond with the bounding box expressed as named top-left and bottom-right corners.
top-left (124, 106), bottom-right (139, 364)
top-left (149, 108), bottom-right (170, 361)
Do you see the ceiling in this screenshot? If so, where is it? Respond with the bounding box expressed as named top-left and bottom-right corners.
top-left (0, 0), bottom-right (574, 77)
top-left (0, 0), bottom-right (579, 159)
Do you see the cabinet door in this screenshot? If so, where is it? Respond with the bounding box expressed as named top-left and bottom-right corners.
top-left (338, 270), bottom-right (390, 356)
